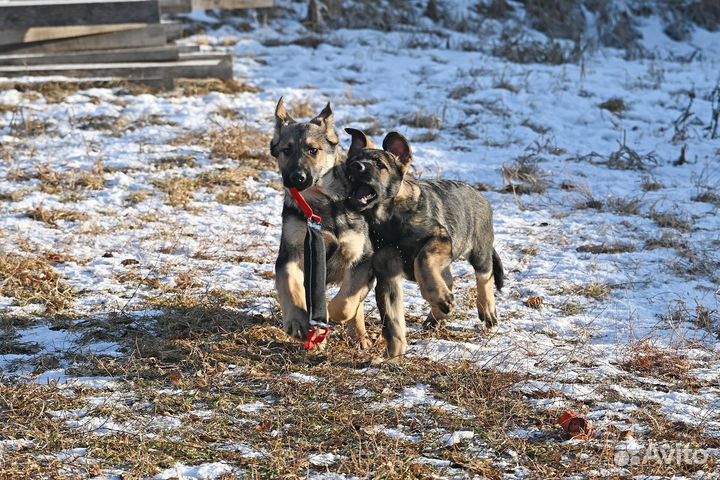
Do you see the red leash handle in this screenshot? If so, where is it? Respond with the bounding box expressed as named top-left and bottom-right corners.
top-left (303, 326), bottom-right (330, 351)
top-left (289, 187), bottom-right (322, 224)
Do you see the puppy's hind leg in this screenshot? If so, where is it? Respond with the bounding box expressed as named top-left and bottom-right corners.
top-left (373, 249), bottom-right (407, 359)
top-left (470, 252), bottom-right (497, 329)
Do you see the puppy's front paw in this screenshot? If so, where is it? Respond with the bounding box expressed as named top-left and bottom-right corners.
top-left (479, 308), bottom-right (498, 330)
top-left (435, 290), bottom-right (455, 315)
top-left (283, 315), bottom-right (310, 341)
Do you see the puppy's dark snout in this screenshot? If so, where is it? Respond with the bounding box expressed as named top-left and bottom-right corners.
top-left (290, 170), bottom-right (307, 186)
top-left (350, 162), bottom-right (366, 173)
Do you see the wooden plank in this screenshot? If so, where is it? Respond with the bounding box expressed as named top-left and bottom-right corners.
top-left (159, 0), bottom-right (191, 13)
top-left (190, 0), bottom-right (272, 9)
top-left (0, 1), bottom-right (160, 29)
top-left (0, 23), bottom-right (147, 46)
top-left (0, 24), bottom-right (167, 54)
top-left (162, 22), bottom-right (183, 42)
top-left (0, 46), bottom-right (179, 66)
top-left (0, 55), bottom-right (233, 81)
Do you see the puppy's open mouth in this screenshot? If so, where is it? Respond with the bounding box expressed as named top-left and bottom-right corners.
top-left (351, 184), bottom-right (377, 205)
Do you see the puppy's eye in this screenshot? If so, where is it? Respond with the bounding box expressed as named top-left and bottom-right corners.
top-left (282, 146), bottom-right (292, 155)
top-left (308, 147), bottom-right (319, 155)
top-left (376, 160), bottom-right (387, 170)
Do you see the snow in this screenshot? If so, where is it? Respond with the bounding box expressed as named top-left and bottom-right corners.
top-left (363, 425), bottom-right (421, 443)
top-left (153, 462), bottom-right (237, 480)
top-left (309, 453), bottom-right (346, 467)
top-left (442, 430), bottom-right (474, 447)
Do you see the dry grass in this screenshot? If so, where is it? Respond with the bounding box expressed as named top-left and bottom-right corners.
top-left (38, 161), bottom-right (106, 193)
top-left (502, 155), bottom-right (548, 195)
top-left (621, 341), bottom-right (692, 383)
top-left (575, 189), bottom-right (641, 215)
top-left (196, 167), bottom-right (265, 205)
top-left (1, 80), bottom-right (154, 104)
top-left (649, 208), bottom-right (692, 231)
top-left (173, 79), bottom-right (260, 96)
top-left (641, 177), bottom-right (664, 192)
top-left (599, 97), bottom-right (627, 115)
top-left (27, 206), bottom-right (89, 227)
top-left (154, 155), bottom-right (198, 170)
top-left (152, 177), bottom-right (199, 208)
top-left (0, 251), bottom-right (74, 313)
top-left (607, 143), bottom-right (658, 171)
top-left (189, 125), bottom-right (272, 164)
top-left (692, 191), bottom-right (720, 207)
top-left (399, 110), bottom-right (443, 129)
top-left (576, 242), bottom-right (636, 254)
top-left (556, 282), bottom-right (611, 301)
top-left (492, 33), bottom-right (578, 65)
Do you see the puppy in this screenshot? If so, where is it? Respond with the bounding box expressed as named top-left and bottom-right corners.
top-left (271, 99), bottom-right (374, 348)
top-left (344, 128), bottom-right (504, 358)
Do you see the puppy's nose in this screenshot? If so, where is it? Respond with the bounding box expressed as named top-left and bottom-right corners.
top-left (350, 162), bottom-right (366, 173)
top-left (290, 170), bottom-right (307, 187)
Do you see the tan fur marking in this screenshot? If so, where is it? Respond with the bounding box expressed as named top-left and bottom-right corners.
top-left (337, 230), bottom-right (366, 265)
top-left (475, 270), bottom-right (497, 327)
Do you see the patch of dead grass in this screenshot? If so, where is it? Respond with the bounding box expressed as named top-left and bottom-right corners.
top-left (152, 176), bottom-right (199, 208)
top-left (27, 206), bottom-right (89, 227)
top-left (621, 341), bottom-right (692, 383)
top-left (0, 251), bottom-right (74, 313)
top-left (502, 154), bottom-right (548, 195)
top-left (649, 208), bottom-right (692, 231)
top-left (399, 110), bottom-right (443, 129)
top-left (173, 79), bottom-right (260, 96)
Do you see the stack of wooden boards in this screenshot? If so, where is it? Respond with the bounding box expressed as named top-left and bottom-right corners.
top-left (0, 0), bottom-right (271, 86)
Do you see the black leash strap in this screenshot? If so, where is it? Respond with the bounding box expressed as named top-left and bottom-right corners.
top-left (304, 220), bottom-right (327, 328)
top-left (288, 188), bottom-right (329, 350)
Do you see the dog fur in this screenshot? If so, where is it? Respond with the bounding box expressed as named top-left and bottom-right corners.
top-left (344, 128), bottom-right (504, 358)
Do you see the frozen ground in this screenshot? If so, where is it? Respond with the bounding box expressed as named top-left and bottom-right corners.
top-left (0, 2), bottom-right (719, 478)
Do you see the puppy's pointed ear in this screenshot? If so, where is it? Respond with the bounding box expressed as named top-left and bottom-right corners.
top-left (345, 127), bottom-right (376, 157)
top-left (310, 102), bottom-right (339, 145)
top-left (271, 97), bottom-right (295, 156)
top-left (382, 132), bottom-right (412, 169)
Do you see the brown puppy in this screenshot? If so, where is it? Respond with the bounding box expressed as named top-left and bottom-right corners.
top-left (344, 129), bottom-right (504, 358)
top-left (271, 98), bottom-right (374, 348)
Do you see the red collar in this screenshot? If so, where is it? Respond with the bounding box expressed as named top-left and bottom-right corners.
top-left (289, 187), bottom-right (322, 224)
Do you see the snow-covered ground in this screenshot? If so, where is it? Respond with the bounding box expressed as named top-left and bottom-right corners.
top-left (1, 1), bottom-right (719, 478)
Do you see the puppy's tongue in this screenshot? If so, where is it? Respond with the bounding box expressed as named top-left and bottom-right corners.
top-left (353, 185), bottom-right (375, 204)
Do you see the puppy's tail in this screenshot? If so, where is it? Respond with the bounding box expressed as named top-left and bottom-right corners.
top-left (492, 249), bottom-right (504, 291)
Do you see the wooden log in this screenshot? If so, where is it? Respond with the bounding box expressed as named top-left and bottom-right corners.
top-left (0, 55), bottom-right (233, 81)
top-left (0, 0), bottom-right (160, 29)
top-left (0, 24), bottom-right (168, 54)
top-left (0, 46), bottom-right (179, 66)
top-left (190, 0), bottom-right (273, 9)
top-left (0, 23), bottom-right (148, 46)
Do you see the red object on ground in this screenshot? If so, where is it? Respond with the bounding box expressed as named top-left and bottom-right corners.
top-left (303, 326), bottom-right (330, 351)
top-left (558, 411), bottom-right (594, 440)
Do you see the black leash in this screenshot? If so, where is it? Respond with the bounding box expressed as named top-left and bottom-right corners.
top-left (289, 187), bottom-right (329, 350)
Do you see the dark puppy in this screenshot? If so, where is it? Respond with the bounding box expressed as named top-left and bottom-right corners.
top-left (271, 99), bottom-right (374, 348)
top-left (344, 128), bottom-right (504, 358)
